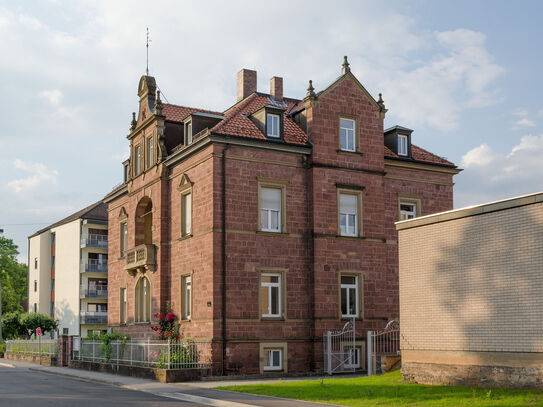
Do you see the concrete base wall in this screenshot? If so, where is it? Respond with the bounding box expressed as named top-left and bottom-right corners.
top-left (5, 353), bottom-right (56, 366)
top-left (402, 362), bottom-right (543, 389)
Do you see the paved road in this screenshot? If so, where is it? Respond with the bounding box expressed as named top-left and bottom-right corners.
top-left (0, 365), bottom-right (202, 407)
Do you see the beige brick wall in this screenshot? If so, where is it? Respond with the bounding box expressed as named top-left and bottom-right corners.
top-left (399, 201), bottom-right (543, 354)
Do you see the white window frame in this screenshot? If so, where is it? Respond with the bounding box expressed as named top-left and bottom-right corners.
top-left (260, 187), bottom-right (282, 233)
top-left (120, 221), bottom-right (128, 256)
top-left (120, 287), bottom-right (127, 324)
top-left (266, 113), bottom-right (280, 138)
top-left (181, 192), bottom-right (192, 236)
top-left (135, 145), bottom-right (141, 175)
top-left (263, 348), bottom-right (282, 371)
top-left (340, 118), bottom-right (356, 152)
top-left (341, 275), bottom-right (359, 318)
top-left (339, 193), bottom-right (358, 237)
top-left (147, 137), bottom-right (154, 168)
top-left (186, 122), bottom-right (192, 145)
top-left (261, 273), bottom-right (281, 318)
top-left (182, 275), bottom-right (192, 320)
top-left (400, 201), bottom-right (417, 220)
top-left (398, 134), bottom-right (408, 156)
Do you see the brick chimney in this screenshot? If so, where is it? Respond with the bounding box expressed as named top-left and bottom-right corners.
top-left (270, 76), bottom-right (283, 100)
top-left (237, 69), bottom-right (257, 101)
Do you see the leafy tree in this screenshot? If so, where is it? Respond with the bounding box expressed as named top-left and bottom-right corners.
top-left (1, 311), bottom-right (26, 339)
top-left (20, 313), bottom-right (57, 337)
top-left (0, 236), bottom-right (28, 313)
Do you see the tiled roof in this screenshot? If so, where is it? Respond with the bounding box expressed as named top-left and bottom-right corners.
top-left (162, 104), bottom-right (222, 123)
top-left (210, 93), bottom-right (308, 145)
top-left (30, 201), bottom-right (108, 238)
top-left (384, 145), bottom-right (455, 167)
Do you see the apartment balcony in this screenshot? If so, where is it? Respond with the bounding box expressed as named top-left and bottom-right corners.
top-left (80, 312), bottom-right (108, 325)
top-left (80, 286), bottom-right (108, 299)
top-left (81, 234), bottom-right (108, 249)
top-left (81, 259), bottom-right (108, 275)
top-left (125, 244), bottom-right (156, 275)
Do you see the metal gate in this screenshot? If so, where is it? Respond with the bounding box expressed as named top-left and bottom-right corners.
top-left (323, 318), bottom-right (356, 375)
top-left (367, 319), bottom-right (400, 376)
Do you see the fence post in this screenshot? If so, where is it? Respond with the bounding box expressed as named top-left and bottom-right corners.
top-left (326, 331), bottom-right (332, 375)
top-left (167, 340), bottom-right (171, 370)
top-left (367, 330), bottom-right (373, 376)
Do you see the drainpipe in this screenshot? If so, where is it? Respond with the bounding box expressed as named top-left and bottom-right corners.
top-left (221, 143), bottom-right (230, 376)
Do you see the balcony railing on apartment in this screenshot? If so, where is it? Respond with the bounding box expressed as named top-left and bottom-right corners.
top-left (82, 259), bottom-right (108, 274)
top-left (81, 234), bottom-right (108, 249)
top-left (80, 286), bottom-right (108, 299)
top-left (80, 311), bottom-right (108, 325)
top-left (125, 244), bottom-right (156, 274)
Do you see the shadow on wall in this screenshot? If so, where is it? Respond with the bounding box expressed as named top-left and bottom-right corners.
top-left (434, 205), bottom-right (543, 354)
top-left (55, 300), bottom-right (78, 337)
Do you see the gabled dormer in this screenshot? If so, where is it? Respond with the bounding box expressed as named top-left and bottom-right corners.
top-left (183, 112), bottom-right (225, 146)
top-left (384, 126), bottom-right (413, 159)
top-left (250, 105), bottom-right (285, 140)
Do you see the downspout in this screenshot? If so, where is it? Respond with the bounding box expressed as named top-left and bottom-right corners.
top-left (221, 143), bottom-right (230, 376)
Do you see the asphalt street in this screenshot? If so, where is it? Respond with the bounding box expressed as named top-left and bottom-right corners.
top-left (0, 365), bottom-right (203, 407)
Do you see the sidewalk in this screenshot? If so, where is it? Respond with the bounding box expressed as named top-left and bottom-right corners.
top-left (0, 358), bottom-right (339, 407)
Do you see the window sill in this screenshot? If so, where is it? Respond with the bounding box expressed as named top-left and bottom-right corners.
top-left (337, 149), bottom-right (363, 156)
top-left (256, 231), bottom-right (288, 236)
top-left (260, 316), bottom-right (285, 321)
top-left (180, 319), bottom-right (192, 323)
top-left (177, 234), bottom-right (193, 242)
top-left (134, 322), bottom-right (151, 325)
top-left (263, 368), bottom-right (284, 373)
top-left (336, 235), bottom-right (386, 243)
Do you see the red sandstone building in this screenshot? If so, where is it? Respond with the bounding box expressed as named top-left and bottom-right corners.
top-left (104, 57), bottom-right (460, 374)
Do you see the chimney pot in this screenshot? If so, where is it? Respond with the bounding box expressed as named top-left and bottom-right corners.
top-left (270, 76), bottom-right (283, 100)
top-left (237, 69), bottom-right (257, 101)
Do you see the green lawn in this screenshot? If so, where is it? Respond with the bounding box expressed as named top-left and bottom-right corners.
top-left (217, 371), bottom-right (543, 406)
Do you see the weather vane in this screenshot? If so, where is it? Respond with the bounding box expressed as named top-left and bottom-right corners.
top-left (146, 27), bottom-right (151, 76)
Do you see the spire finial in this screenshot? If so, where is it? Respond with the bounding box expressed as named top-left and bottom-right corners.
top-left (155, 90), bottom-right (163, 115)
top-left (146, 27), bottom-right (151, 76)
top-left (377, 93), bottom-right (385, 110)
top-left (341, 55), bottom-right (351, 74)
top-left (306, 79), bottom-right (316, 99)
top-left (130, 112), bottom-right (137, 131)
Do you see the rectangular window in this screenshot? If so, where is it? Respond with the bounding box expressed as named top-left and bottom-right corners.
top-left (339, 193), bottom-right (358, 237)
top-left (34, 280), bottom-right (37, 292)
top-left (51, 255), bottom-right (55, 269)
top-left (34, 303), bottom-right (37, 313)
top-left (135, 145), bottom-right (141, 175)
top-left (344, 346), bottom-right (361, 369)
top-left (34, 258), bottom-right (38, 269)
top-left (340, 275), bottom-right (359, 318)
top-left (181, 192), bottom-right (192, 236)
top-left (123, 163), bottom-right (129, 182)
top-left (147, 137), bottom-right (154, 168)
top-left (63, 328), bottom-right (69, 335)
top-left (263, 349), bottom-right (282, 371)
top-left (340, 118), bottom-right (355, 151)
top-left (260, 187), bottom-right (282, 232)
top-left (398, 134), bottom-right (408, 156)
top-left (181, 275), bottom-right (192, 320)
top-left (261, 273), bottom-right (281, 318)
top-left (266, 114), bottom-right (280, 138)
top-left (120, 288), bottom-right (127, 324)
top-left (120, 222), bottom-right (127, 256)
top-left (51, 278), bottom-right (55, 292)
top-left (400, 202), bottom-right (417, 220)
top-left (186, 122), bottom-right (192, 145)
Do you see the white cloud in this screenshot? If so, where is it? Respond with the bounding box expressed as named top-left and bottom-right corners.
top-left (455, 135), bottom-right (543, 207)
top-left (38, 89), bottom-right (63, 106)
top-left (514, 117), bottom-right (536, 128)
top-left (7, 159), bottom-right (59, 193)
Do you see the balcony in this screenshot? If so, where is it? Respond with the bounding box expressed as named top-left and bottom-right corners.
top-left (81, 234), bottom-right (108, 249)
top-left (80, 312), bottom-right (108, 325)
top-left (81, 259), bottom-right (108, 274)
top-left (80, 286), bottom-right (108, 299)
top-left (125, 244), bottom-right (156, 274)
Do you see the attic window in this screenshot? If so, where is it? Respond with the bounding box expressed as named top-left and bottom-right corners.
top-left (186, 122), bottom-right (193, 145)
top-left (398, 134), bottom-right (408, 156)
top-left (266, 114), bottom-right (280, 138)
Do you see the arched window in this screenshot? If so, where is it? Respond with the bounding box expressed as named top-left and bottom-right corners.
top-left (135, 276), bottom-right (151, 322)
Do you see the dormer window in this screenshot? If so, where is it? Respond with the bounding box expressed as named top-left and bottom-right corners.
top-left (186, 122), bottom-right (193, 145)
top-left (123, 161), bottom-right (129, 182)
top-left (266, 114), bottom-right (280, 138)
top-left (398, 134), bottom-right (408, 156)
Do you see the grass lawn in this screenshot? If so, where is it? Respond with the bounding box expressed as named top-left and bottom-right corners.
top-left (217, 371), bottom-right (543, 406)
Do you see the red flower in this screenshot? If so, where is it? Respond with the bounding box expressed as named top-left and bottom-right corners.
top-left (166, 313), bottom-right (176, 321)
top-left (153, 313), bottom-right (159, 318)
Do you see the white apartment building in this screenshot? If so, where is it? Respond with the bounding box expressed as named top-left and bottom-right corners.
top-left (28, 201), bottom-right (108, 338)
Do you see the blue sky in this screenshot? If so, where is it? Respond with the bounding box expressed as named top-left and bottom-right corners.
top-left (1, 0), bottom-right (543, 261)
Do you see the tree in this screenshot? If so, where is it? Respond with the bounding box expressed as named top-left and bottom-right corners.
top-left (21, 313), bottom-right (57, 337)
top-left (1, 311), bottom-right (26, 339)
top-left (0, 236), bottom-right (28, 313)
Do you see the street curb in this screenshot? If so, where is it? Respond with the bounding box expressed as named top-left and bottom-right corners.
top-left (0, 362), bottom-right (15, 368)
top-left (28, 367), bottom-right (127, 387)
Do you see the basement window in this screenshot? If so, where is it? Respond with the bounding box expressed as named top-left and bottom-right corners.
top-left (263, 348), bottom-right (282, 371)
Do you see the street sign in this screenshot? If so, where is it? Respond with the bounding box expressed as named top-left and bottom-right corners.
top-left (36, 327), bottom-right (42, 337)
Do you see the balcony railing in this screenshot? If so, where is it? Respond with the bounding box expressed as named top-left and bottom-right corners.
top-left (125, 244), bottom-right (156, 273)
top-left (80, 312), bottom-right (108, 325)
top-left (80, 286), bottom-right (108, 299)
top-left (81, 234), bottom-right (108, 249)
top-left (82, 259), bottom-right (108, 274)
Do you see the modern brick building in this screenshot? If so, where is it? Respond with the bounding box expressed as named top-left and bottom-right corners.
top-left (398, 192), bottom-right (543, 388)
top-left (104, 57), bottom-right (460, 374)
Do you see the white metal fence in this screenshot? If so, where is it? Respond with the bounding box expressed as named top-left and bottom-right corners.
top-left (367, 319), bottom-right (400, 376)
top-left (6, 339), bottom-right (58, 356)
top-left (74, 339), bottom-right (212, 369)
top-left (323, 318), bottom-right (356, 375)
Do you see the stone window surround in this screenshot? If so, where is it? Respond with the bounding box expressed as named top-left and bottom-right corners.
top-left (257, 267), bottom-right (288, 321)
top-left (337, 187), bottom-right (364, 237)
top-left (259, 342), bottom-right (288, 373)
top-left (257, 177), bottom-right (288, 234)
top-left (180, 271), bottom-right (193, 322)
top-left (338, 113), bottom-right (360, 153)
top-left (177, 174), bottom-right (193, 238)
top-left (337, 270), bottom-right (365, 320)
top-left (398, 194), bottom-right (422, 221)
top-left (134, 275), bottom-right (151, 324)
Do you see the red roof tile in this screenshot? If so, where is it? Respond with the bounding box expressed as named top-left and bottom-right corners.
top-left (162, 104), bottom-right (222, 123)
top-left (385, 145), bottom-right (455, 167)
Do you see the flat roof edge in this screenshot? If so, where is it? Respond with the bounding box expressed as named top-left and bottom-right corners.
top-left (396, 191), bottom-right (543, 230)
